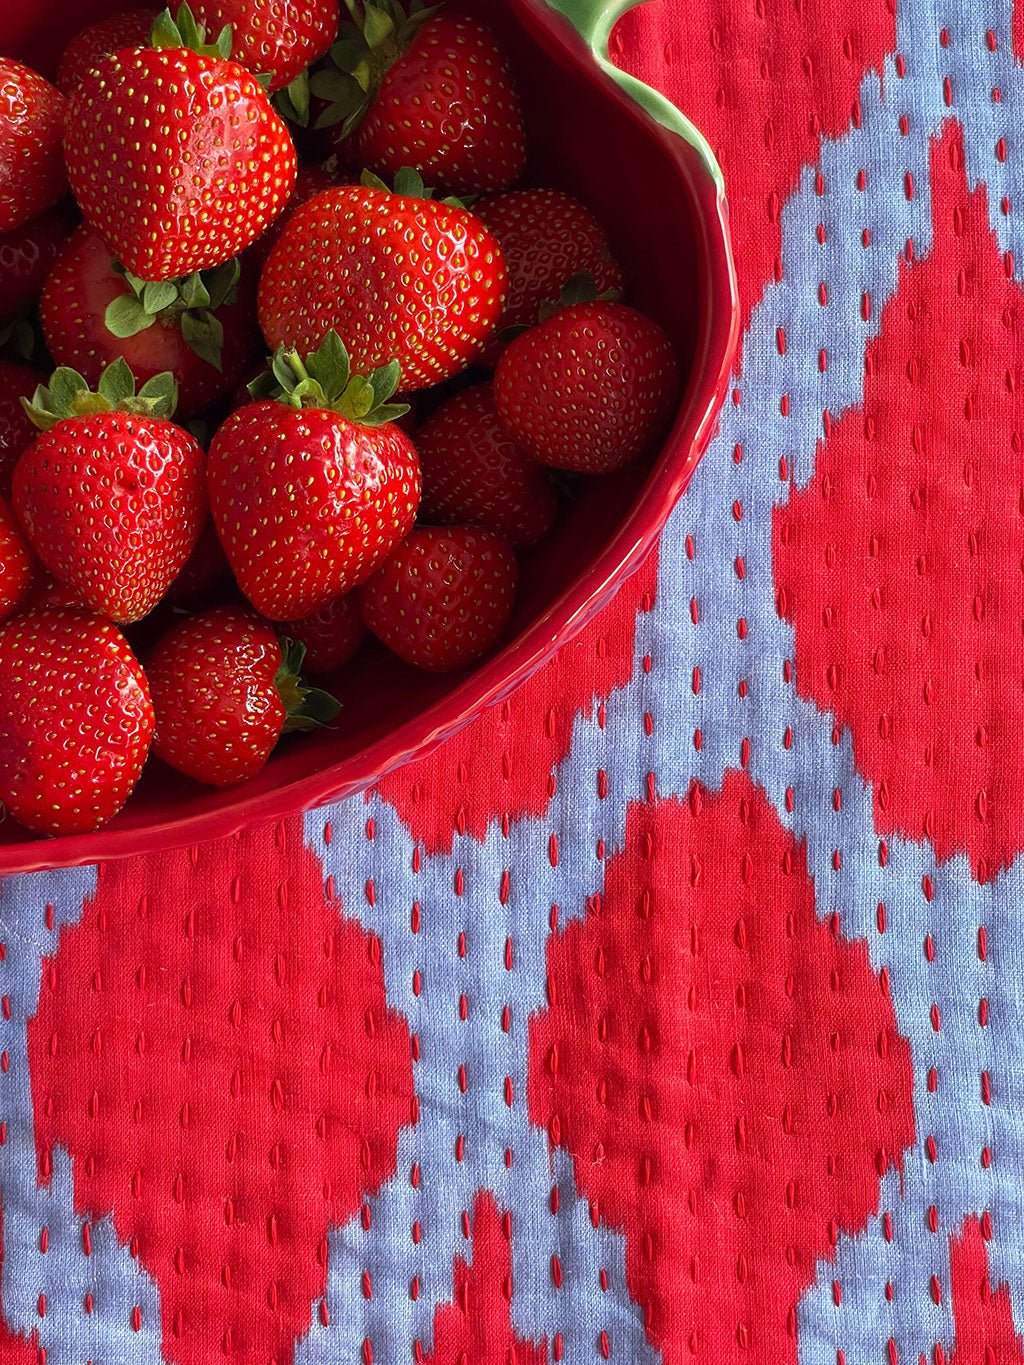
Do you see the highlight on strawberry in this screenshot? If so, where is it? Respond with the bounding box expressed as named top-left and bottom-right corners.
top-left (0, 0), bottom-right (687, 838)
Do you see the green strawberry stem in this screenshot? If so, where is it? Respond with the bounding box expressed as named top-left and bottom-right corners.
top-left (536, 271), bottom-right (625, 323)
top-left (359, 166), bottom-right (470, 209)
top-left (105, 258), bottom-right (241, 369)
top-left (22, 358), bottom-right (179, 431)
top-left (247, 330), bottom-right (410, 428)
top-left (276, 638), bottom-right (341, 732)
top-left (305, 0), bottom-right (438, 135)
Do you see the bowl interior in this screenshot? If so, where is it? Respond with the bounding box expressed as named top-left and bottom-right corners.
top-left (0, 0), bottom-right (723, 869)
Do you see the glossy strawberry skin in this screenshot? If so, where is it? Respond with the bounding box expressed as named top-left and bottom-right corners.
top-left (56, 8), bottom-right (158, 94)
top-left (0, 495), bottom-right (34, 623)
top-left (41, 226), bottom-right (259, 419)
top-left (415, 384), bottom-right (557, 548)
top-left (0, 60), bottom-right (68, 233)
top-left (208, 401), bottom-right (421, 621)
top-left (13, 412), bottom-right (207, 624)
top-left (0, 208), bottom-right (73, 323)
top-left (476, 189), bottom-right (623, 332)
top-left (494, 302), bottom-right (680, 474)
top-left (359, 525), bottom-right (518, 673)
top-left (353, 14), bottom-right (525, 196)
top-left (279, 593), bottom-right (365, 675)
top-left (146, 606), bottom-right (286, 786)
top-left (258, 185), bottom-right (506, 391)
top-left (0, 609), bottom-right (154, 836)
top-left (192, 0), bottom-right (338, 92)
top-left (66, 48), bottom-right (297, 281)
top-left (0, 359), bottom-right (45, 499)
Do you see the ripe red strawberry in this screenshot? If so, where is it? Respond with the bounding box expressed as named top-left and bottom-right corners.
top-left (316, 7), bottom-right (524, 195)
top-left (259, 172), bottom-right (506, 390)
top-left (146, 606), bottom-right (338, 786)
top-left (65, 6), bottom-right (297, 281)
top-left (415, 384), bottom-right (557, 548)
top-left (14, 360), bottom-right (207, 623)
top-left (475, 189), bottom-right (623, 334)
top-left (208, 331), bottom-right (420, 620)
top-left (494, 301), bottom-right (680, 473)
top-left (56, 8), bottom-right (159, 94)
top-left (0, 609), bottom-right (154, 836)
top-left (0, 208), bottom-right (73, 324)
top-left (0, 496), bottom-right (33, 623)
top-left (359, 524), bottom-right (518, 672)
top-left (0, 359), bottom-right (45, 498)
top-left (41, 225), bottom-right (258, 419)
top-left (278, 592), bottom-right (366, 674)
top-left (18, 570), bottom-right (84, 614)
top-left (0, 60), bottom-right (68, 233)
top-left (190, 0), bottom-right (337, 92)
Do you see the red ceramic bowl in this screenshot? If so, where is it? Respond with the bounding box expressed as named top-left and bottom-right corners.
top-left (0, 0), bottom-right (738, 873)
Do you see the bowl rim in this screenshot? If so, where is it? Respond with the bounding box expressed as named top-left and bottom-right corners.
top-left (0, 0), bottom-right (740, 875)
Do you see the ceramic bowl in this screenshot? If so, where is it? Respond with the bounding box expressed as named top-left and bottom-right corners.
top-left (0, 0), bottom-right (738, 873)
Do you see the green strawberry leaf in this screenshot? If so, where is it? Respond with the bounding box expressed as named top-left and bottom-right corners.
top-left (392, 166), bottom-right (426, 199)
top-left (367, 358), bottom-right (401, 407)
top-left (150, 7), bottom-right (185, 48)
top-left (305, 330), bottom-right (351, 400)
top-left (105, 294), bottom-right (156, 338)
top-left (49, 367), bottom-right (90, 414)
top-left (204, 259), bottom-right (241, 310)
top-left (276, 638), bottom-right (341, 732)
top-left (359, 169), bottom-right (391, 193)
top-left (275, 71), bottom-right (311, 126)
top-left (96, 356), bottom-right (137, 406)
top-left (142, 280), bottom-right (180, 315)
top-left (362, 3), bottom-right (395, 48)
top-left (247, 370), bottom-right (280, 400)
top-left (180, 309), bottom-right (225, 370)
top-left (178, 271), bottom-right (211, 310)
top-left (537, 272), bottom-right (625, 323)
top-left (136, 372), bottom-right (179, 417)
top-left (215, 25), bottom-right (232, 59)
top-left (251, 336), bottom-right (408, 426)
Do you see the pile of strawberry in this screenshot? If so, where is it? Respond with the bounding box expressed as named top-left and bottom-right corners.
top-left (0, 0), bottom-right (679, 838)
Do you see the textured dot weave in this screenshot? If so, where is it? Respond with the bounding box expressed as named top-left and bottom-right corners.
top-left (1, 2), bottom-right (1021, 1363)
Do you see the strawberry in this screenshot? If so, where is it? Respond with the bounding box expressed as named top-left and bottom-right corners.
top-left (146, 606), bottom-right (339, 786)
top-left (0, 496), bottom-right (33, 623)
top-left (190, 0), bottom-right (338, 93)
top-left (18, 571), bottom-right (84, 614)
top-left (359, 524), bottom-right (517, 672)
top-left (0, 359), bottom-right (45, 498)
top-left (0, 208), bottom-right (73, 325)
top-left (415, 383), bottom-right (557, 548)
top-left (14, 360), bottom-right (207, 623)
top-left (277, 592), bottom-right (365, 674)
top-left (56, 8), bottom-right (159, 94)
top-left (475, 189), bottom-right (623, 335)
top-left (65, 4), bottom-right (297, 282)
top-left (494, 301), bottom-right (680, 474)
top-left (258, 170), bottom-right (506, 390)
top-left (313, 6), bottom-right (525, 195)
top-left (41, 225), bottom-right (258, 419)
top-left (0, 609), bottom-right (154, 836)
top-left (208, 330), bottom-right (420, 620)
top-left (0, 60), bottom-right (68, 233)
